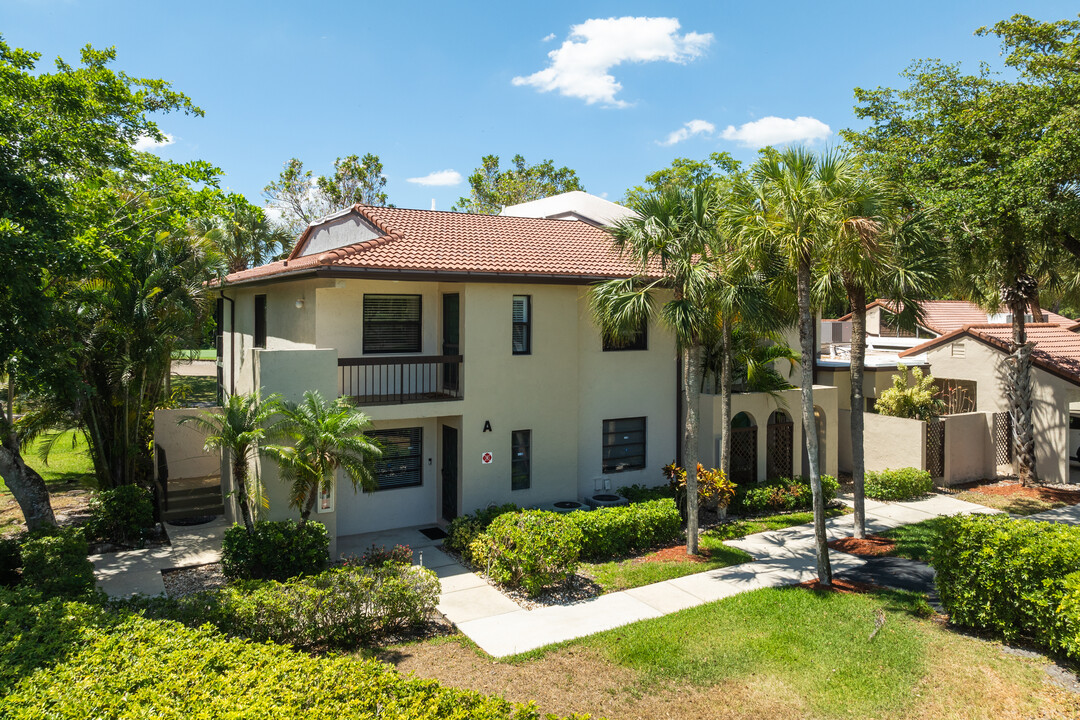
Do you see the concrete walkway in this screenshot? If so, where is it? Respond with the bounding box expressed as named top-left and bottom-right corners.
top-left (1019, 503), bottom-right (1080, 525)
top-left (90, 517), bottom-right (230, 596)
top-left (435, 494), bottom-right (1001, 658)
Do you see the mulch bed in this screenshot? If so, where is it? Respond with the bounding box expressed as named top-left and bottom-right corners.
top-left (797, 578), bottom-right (886, 595)
top-left (961, 479), bottom-right (1080, 504)
top-left (640, 544), bottom-right (711, 564)
top-left (828, 535), bottom-right (897, 557)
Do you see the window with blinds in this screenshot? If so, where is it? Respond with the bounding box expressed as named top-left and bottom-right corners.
top-left (512, 295), bottom-right (531, 355)
top-left (602, 417), bottom-right (646, 473)
top-left (363, 294), bottom-right (422, 353)
top-left (369, 427), bottom-right (423, 490)
top-left (511, 429), bottom-right (531, 491)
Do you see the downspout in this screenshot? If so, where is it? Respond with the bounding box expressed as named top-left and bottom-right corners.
top-left (676, 353), bottom-right (683, 467)
top-left (221, 291), bottom-right (236, 395)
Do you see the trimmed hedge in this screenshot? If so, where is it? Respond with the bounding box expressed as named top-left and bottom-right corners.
top-left (444, 503), bottom-right (519, 563)
top-left (123, 563), bottom-right (440, 649)
top-left (733, 475), bottom-right (839, 514)
top-left (221, 520), bottom-right (329, 581)
top-left (87, 485), bottom-right (155, 544)
top-left (470, 510), bottom-right (582, 596)
top-left (934, 514), bottom-right (1080, 660)
top-left (565, 498), bottom-right (682, 560)
top-left (19, 527), bottom-right (95, 598)
top-left (0, 592), bottom-right (585, 718)
top-left (615, 483), bottom-right (674, 503)
top-left (865, 467), bottom-right (934, 501)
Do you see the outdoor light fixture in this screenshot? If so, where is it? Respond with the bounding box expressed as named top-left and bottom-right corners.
top-left (295, 298), bottom-right (305, 309)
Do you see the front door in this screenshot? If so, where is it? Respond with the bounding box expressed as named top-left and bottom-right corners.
top-left (441, 425), bottom-right (458, 521)
top-left (442, 294), bottom-right (460, 393)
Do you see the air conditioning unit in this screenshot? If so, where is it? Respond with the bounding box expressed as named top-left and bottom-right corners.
top-left (539, 501), bottom-right (591, 514)
top-left (585, 493), bottom-right (629, 509)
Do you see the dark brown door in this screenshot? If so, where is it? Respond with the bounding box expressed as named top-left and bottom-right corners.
top-left (441, 425), bottom-right (458, 521)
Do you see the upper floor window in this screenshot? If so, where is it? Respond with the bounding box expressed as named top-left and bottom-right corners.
top-left (364, 294), bottom-right (421, 354)
top-left (368, 427), bottom-right (423, 490)
top-left (254, 294), bottom-right (267, 349)
top-left (602, 417), bottom-right (646, 473)
top-left (512, 295), bottom-right (531, 355)
top-left (602, 319), bottom-right (647, 351)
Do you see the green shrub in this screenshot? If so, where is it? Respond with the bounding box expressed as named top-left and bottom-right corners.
top-left (0, 592), bottom-right (585, 718)
top-left (564, 498), bottom-right (682, 560)
top-left (865, 467), bottom-right (934, 501)
top-left (733, 475), bottom-right (839, 514)
top-left (19, 527), bottom-right (95, 598)
top-left (934, 514), bottom-right (1080, 659)
top-left (471, 510), bottom-right (582, 596)
top-left (0, 537), bottom-right (21, 587)
top-left (349, 543), bottom-right (413, 568)
top-left (86, 485), bottom-right (155, 544)
top-left (444, 503), bottom-right (519, 563)
top-left (616, 483), bottom-right (675, 503)
top-left (220, 520), bottom-right (328, 581)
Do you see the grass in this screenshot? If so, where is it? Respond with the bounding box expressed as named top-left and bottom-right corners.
top-left (880, 516), bottom-right (950, 563)
top-left (172, 348), bottom-right (216, 361)
top-left (954, 489), bottom-right (1066, 516)
top-left (0, 430), bottom-right (97, 535)
top-left (170, 375), bottom-right (218, 406)
top-left (707, 505), bottom-right (851, 541)
top-left (582, 538), bottom-right (752, 592)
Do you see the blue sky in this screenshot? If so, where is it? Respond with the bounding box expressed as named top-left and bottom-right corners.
top-left (4, 1), bottom-right (1077, 214)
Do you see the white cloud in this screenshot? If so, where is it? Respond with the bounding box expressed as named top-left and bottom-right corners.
top-left (133, 133), bottom-right (174, 152)
top-left (720, 116), bottom-right (831, 147)
top-left (406, 169), bottom-right (463, 186)
top-left (659, 118), bottom-right (715, 146)
top-left (542, 33), bottom-right (556, 42)
top-left (512, 17), bottom-right (713, 108)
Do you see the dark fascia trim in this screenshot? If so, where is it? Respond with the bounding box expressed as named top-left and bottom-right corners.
top-left (218, 266), bottom-right (638, 289)
top-left (818, 363), bottom-right (931, 374)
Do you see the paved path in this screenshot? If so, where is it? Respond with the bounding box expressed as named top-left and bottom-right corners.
top-left (91, 517), bottom-right (230, 596)
top-left (1020, 503), bottom-right (1080, 525)
top-left (436, 494), bottom-right (1000, 658)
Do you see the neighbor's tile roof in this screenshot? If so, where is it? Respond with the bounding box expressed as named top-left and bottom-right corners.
top-left (224, 205), bottom-right (657, 284)
top-left (899, 323), bottom-right (1080, 385)
top-left (835, 299), bottom-right (1073, 334)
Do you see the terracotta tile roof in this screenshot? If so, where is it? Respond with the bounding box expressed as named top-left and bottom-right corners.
top-left (834, 299), bottom-right (1074, 334)
top-left (899, 323), bottom-right (1080, 386)
top-left (223, 205), bottom-right (659, 285)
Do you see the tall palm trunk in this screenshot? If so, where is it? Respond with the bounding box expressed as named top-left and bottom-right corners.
top-left (232, 454), bottom-right (255, 532)
top-left (1008, 297), bottom-right (1038, 485)
top-left (718, 320), bottom-right (733, 480)
top-left (847, 284), bottom-right (868, 539)
top-left (797, 257), bottom-right (832, 584)
top-left (683, 343), bottom-right (702, 555)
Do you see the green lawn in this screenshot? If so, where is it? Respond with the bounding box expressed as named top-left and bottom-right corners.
top-left (707, 506), bottom-right (851, 541)
top-left (172, 348), bottom-right (216, 361)
top-left (954, 489), bottom-right (1066, 516)
top-left (1, 430), bottom-right (96, 492)
top-left (880, 516), bottom-right (950, 563)
top-left (170, 375), bottom-right (218, 406)
top-left (582, 536), bottom-right (752, 592)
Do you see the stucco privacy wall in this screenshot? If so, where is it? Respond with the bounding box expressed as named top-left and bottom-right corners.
top-left (153, 408), bottom-right (222, 480)
top-left (699, 386), bottom-right (838, 482)
top-left (923, 338), bottom-right (1080, 484)
top-left (863, 413), bottom-right (925, 473)
top-left (942, 411), bottom-right (994, 485)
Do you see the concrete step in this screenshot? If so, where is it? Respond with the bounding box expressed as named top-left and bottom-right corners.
top-left (162, 504), bottom-right (224, 522)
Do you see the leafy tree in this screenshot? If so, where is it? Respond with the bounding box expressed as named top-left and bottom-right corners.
top-left (814, 162), bottom-right (948, 538)
top-left (623, 152), bottom-right (742, 205)
top-left (263, 153), bottom-right (390, 235)
top-left (179, 391), bottom-right (280, 533)
top-left (0, 39), bottom-right (202, 528)
top-left (876, 365), bottom-right (945, 421)
top-left (704, 327), bottom-right (799, 394)
top-left (731, 147), bottom-right (857, 584)
top-left (262, 391), bottom-right (382, 523)
top-left (452, 154), bottom-right (584, 214)
top-left (589, 185), bottom-right (722, 554)
top-left (842, 14), bottom-right (1080, 483)
top-left (196, 194), bottom-right (293, 273)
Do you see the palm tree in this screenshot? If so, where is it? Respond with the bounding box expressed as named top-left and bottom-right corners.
top-left (705, 326), bottom-right (799, 394)
top-left (179, 391), bottom-right (280, 533)
top-left (590, 184), bottom-right (722, 554)
top-left (816, 167), bottom-right (948, 538)
top-left (731, 146), bottom-right (850, 584)
top-left (195, 195), bottom-right (294, 274)
top-left (262, 390), bottom-right (382, 523)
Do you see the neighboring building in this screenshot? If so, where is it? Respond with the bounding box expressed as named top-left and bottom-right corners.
top-left (212, 193), bottom-right (836, 548)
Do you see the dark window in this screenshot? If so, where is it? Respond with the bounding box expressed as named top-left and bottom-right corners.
top-left (512, 430), bottom-right (531, 490)
top-left (602, 417), bottom-right (646, 473)
top-left (512, 295), bottom-right (531, 354)
top-left (866, 397), bottom-right (877, 413)
top-left (254, 294), bottom-right (267, 348)
top-left (603, 319), bottom-right (648, 351)
top-left (1071, 415), bottom-right (1080, 432)
top-left (214, 298), bottom-right (224, 359)
top-left (369, 427), bottom-right (423, 490)
top-left (364, 295), bottom-right (422, 353)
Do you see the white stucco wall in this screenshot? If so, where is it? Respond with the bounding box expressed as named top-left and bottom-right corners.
top-left (153, 408), bottom-right (222, 480)
top-left (863, 413), bottom-right (925, 473)
top-left (943, 411), bottom-right (994, 485)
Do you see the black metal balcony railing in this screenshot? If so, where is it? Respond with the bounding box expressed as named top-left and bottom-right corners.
top-left (338, 355), bottom-right (464, 405)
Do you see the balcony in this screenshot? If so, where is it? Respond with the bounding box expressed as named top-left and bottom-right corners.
top-left (338, 355), bottom-right (464, 406)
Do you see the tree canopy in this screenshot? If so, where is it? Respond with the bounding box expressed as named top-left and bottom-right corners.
top-left (623, 152), bottom-right (742, 205)
top-left (452, 154), bottom-right (584, 214)
top-left (263, 153), bottom-right (390, 236)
